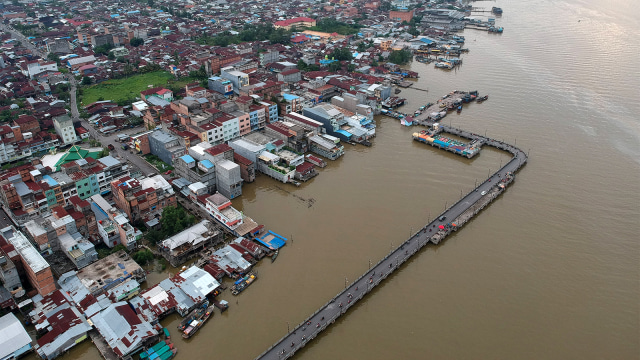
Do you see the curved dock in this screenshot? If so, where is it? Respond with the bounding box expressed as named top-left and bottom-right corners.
top-left (255, 127), bottom-right (528, 360)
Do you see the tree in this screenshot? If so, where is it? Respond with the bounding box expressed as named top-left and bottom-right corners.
top-left (107, 52), bottom-right (115, 60)
top-left (147, 0), bottom-right (155, 7)
top-left (388, 49), bottom-right (413, 65)
top-left (130, 37), bottom-right (144, 47)
top-left (132, 249), bottom-right (154, 265)
top-left (330, 47), bottom-right (352, 61)
top-left (347, 63), bottom-right (356, 72)
top-left (297, 60), bottom-right (307, 71)
top-left (81, 76), bottom-right (92, 85)
top-left (328, 61), bottom-right (342, 72)
top-left (47, 53), bottom-right (61, 65)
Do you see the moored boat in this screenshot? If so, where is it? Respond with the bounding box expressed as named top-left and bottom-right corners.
top-left (231, 272), bottom-right (257, 296)
top-left (182, 304), bottom-right (215, 339)
top-left (178, 301), bottom-right (209, 332)
top-left (476, 95), bottom-right (489, 103)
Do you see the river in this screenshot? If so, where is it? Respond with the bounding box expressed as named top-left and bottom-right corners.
top-left (55, 0), bottom-right (639, 359)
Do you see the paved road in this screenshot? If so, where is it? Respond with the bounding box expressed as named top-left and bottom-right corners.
top-left (0, 207), bottom-right (15, 229)
top-left (255, 132), bottom-right (527, 360)
top-left (65, 72), bottom-right (170, 181)
top-left (0, 24), bottom-right (46, 57)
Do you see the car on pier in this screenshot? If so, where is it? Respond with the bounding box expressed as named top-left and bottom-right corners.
top-left (481, 191), bottom-right (487, 196)
top-left (438, 216), bottom-right (446, 221)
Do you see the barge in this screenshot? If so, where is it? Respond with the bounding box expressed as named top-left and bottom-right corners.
top-left (182, 304), bottom-right (215, 339)
top-left (231, 272), bottom-right (257, 295)
top-left (139, 340), bottom-right (177, 360)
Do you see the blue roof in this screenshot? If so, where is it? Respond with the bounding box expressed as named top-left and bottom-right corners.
top-left (282, 93), bottom-right (299, 101)
top-left (180, 154), bottom-right (195, 163)
top-left (110, 14), bottom-right (119, 17)
top-left (335, 129), bottom-right (353, 139)
top-left (255, 231), bottom-right (287, 250)
top-left (200, 160), bottom-right (214, 169)
top-left (42, 174), bottom-right (59, 187)
top-left (419, 38), bottom-right (434, 44)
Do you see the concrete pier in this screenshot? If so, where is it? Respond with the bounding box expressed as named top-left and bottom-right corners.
top-left (254, 123), bottom-right (528, 360)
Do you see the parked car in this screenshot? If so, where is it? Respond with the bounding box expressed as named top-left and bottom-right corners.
top-left (165, 170), bottom-right (172, 175)
top-left (108, 144), bottom-right (115, 151)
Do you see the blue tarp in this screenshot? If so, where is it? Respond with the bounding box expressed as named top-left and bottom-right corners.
top-left (419, 38), bottom-right (434, 45)
top-left (255, 231), bottom-right (287, 250)
top-left (335, 129), bottom-right (353, 139)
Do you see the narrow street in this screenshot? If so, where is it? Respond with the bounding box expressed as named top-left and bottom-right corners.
top-left (66, 71), bottom-right (168, 181)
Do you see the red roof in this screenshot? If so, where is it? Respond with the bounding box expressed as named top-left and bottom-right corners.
top-left (274, 17), bottom-right (315, 27)
top-left (280, 69), bottom-right (300, 76)
top-left (206, 143), bottom-right (233, 156)
top-left (291, 35), bottom-right (309, 43)
top-left (233, 152), bottom-right (253, 166)
top-left (296, 161), bottom-right (315, 173)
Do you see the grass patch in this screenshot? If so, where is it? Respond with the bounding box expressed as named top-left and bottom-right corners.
top-left (144, 154), bottom-right (174, 171)
top-left (80, 71), bottom-right (174, 105)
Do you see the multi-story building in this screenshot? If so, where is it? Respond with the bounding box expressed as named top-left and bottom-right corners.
top-left (213, 113), bottom-right (240, 142)
top-left (111, 175), bottom-right (176, 223)
top-left (148, 130), bottom-right (186, 165)
top-left (259, 50), bottom-right (280, 66)
top-left (273, 17), bottom-right (317, 30)
top-left (173, 154), bottom-right (217, 195)
top-left (53, 115), bottom-right (77, 145)
top-left (220, 67), bottom-right (249, 93)
top-left (389, 9), bottom-right (414, 23)
top-left (207, 76), bottom-right (234, 97)
top-left (3, 226), bottom-right (56, 296)
top-left (257, 100), bottom-right (279, 123)
top-left (215, 160), bottom-right (242, 200)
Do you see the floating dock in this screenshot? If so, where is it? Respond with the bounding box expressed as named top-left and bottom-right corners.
top-left (413, 128), bottom-right (483, 158)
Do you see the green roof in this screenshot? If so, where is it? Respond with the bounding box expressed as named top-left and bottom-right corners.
top-left (54, 145), bottom-right (101, 170)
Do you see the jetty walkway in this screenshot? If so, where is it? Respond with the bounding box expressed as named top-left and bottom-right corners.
top-left (255, 126), bottom-right (527, 360)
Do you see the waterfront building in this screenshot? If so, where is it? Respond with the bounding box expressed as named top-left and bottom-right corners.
top-left (158, 220), bottom-right (223, 267)
top-left (0, 313), bottom-right (33, 360)
top-left (91, 302), bottom-right (158, 358)
top-left (30, 290), bottom-right (92, 360)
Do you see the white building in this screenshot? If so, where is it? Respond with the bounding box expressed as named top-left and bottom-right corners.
top-left (219, 115), bottom-right (240, 142)
top-left (53, 115), bottom-right (77, 145)
top-left (220, 67), bottom-right (249, 93)
top-left (22, 60), bottom-right (58, 78)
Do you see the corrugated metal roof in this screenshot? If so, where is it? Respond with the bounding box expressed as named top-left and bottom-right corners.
top-left (0, 313), bottom-right (32, 359)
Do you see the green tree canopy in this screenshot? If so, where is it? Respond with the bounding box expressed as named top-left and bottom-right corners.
top-left (387, 49), bottom-right (413, 65)
top-left (330, 47), bottom-right (352, 61)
